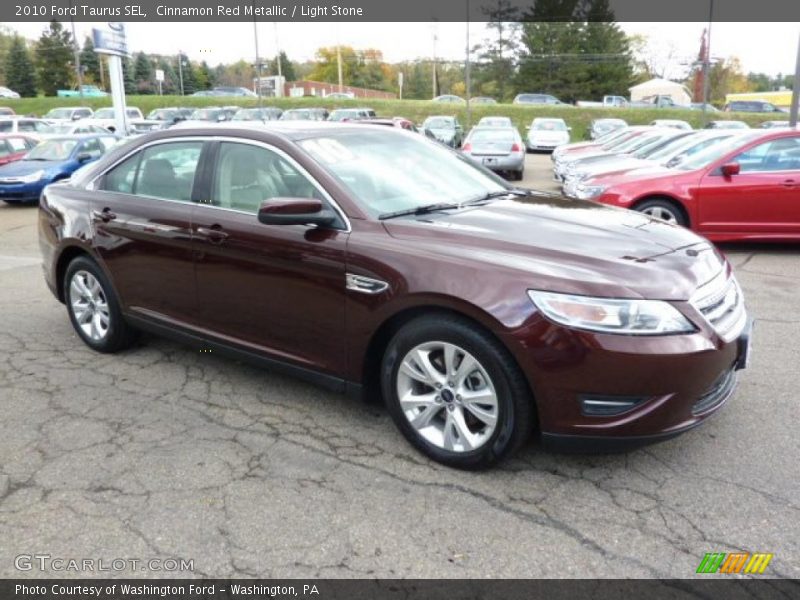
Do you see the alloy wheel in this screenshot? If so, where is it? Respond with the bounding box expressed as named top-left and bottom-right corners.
top-left (396, 341), bottom-right (499, 452)
top-left (641, 206), bottom-right (678, 223)
top-left (68, 270), bottom-right (111, 342)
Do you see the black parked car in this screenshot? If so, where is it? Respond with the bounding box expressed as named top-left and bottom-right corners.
top-left (724, 100), bottom-right (786, 114)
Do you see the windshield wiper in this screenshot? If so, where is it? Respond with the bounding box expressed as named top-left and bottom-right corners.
top-left (459, 189), bottom-right (528, 207)
top-left (378, 202), bottom-right (460, 220)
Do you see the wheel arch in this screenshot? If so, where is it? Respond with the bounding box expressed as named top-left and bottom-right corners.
top-left (54, 245), bottom-right (92, 303)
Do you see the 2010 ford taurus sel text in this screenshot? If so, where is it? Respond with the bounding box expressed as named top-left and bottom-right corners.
top-left (39, 123), bottom-right (752, 469)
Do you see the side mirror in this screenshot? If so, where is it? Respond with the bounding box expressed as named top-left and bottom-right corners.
top-left (217, 114), bottom-right (226, 122)
top-left (720, 162), bottom-right (740, 177)
top-left (76, 152), bottom-right (93, 163)
top-left (72, 114), bottom-right (81, 121)
top-left (257, 198), bottom-right (337, 227)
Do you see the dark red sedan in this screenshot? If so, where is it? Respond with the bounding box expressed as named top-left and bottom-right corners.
top-left (587, 129), bottom-right (800, 241)
top-left (38, 123), bottom-right (751, 468)
top-left (0, 133), bottom-right (38, 167)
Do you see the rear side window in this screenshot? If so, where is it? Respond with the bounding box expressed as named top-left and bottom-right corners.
top-left (102, 141), bottom-right (203, 201)
top-left (0, 121), bottom-right (12, 132)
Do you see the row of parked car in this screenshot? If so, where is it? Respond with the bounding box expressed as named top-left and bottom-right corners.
top-left (549, 124), bottom-right (800, 241)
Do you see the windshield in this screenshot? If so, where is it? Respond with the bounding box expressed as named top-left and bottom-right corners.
top-left (27, 139), bottom-right (78, 161)
top-left (45, 109), bottom-right (74, 119)
top-left (632, 133), bottom-right (689, 159)
top-left (43, 124), bottom-right (76, 134)
top-left (282, 110), bottom-right (311, 120)
top-left (478, 118), bottom-right (510, 127)
top-left (594, 120), bottom-right (625, 132)
top-left (190, 109), bottom-right (222, 120)
top-left (424, 118), bottom-right (454, 130)
top-left (613, 132), bottom-right (667, 154)
top-left (94, 108), bottom-right (114, 118)
top-left (531, 120), bottom-right (567, 131)
top-left (676, 131), bottom-right (762, 171)
top-left (470, 129), bottom-right (516, 143)
top-left (148, 109), bottom-right (170, 120)
top-left (299, 131), bottom-right (506, 217)
top-left (232, 109), bottom-right (263, 120)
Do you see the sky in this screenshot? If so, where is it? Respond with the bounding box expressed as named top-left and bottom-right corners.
top-left (7, 21), bottom-right (799, 78)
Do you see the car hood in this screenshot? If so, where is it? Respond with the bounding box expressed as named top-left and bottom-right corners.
top-left (382, 193), bottom-right (725, 300)
top-left (589, 165), bottom-right (689, 186)
top-left (0, 159), bottom-right (65, 176)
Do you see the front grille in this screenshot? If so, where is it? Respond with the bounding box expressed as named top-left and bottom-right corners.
top-left (692, 369), bottom-right (737, 415)
top-left (691, 272), bottom-right (747, 342)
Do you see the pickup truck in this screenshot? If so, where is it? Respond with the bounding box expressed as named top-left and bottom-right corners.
top-left (56, 85), bottom-right (109, 98)
top-left (575, 95), bottom-right (629, 108)
top-left (630, 95), bottom-right (692, 110)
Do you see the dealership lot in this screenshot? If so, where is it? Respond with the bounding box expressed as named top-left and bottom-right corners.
top-left (1, 153), bottom-right (798, 578)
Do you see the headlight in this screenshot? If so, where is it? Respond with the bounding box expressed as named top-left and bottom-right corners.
top-left (574, 184), bottom-right (606, 200)
top-left (527, 290), bottom-right (695, 335)
top-left (19, 170), bottom-right (45, 183)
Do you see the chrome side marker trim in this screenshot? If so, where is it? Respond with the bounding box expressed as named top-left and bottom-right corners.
top-left (346, 273), bottom-right (389, 294)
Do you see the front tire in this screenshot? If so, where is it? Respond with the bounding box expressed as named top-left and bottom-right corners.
top-left (381, 314), bottom-right (534, 469)
top-left (64, 256), bottom-right (138, 353)
top-left (635, 198), bottom-right (688, 227)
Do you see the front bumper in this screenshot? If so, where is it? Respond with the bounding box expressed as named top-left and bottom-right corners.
top-left (0, 181), bottom-right (45, 202)
top-left (501, 310), bottom-right (751, 452)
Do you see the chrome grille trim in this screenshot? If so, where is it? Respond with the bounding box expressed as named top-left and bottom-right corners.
top-left (690, 272), bottom-right (747, 342)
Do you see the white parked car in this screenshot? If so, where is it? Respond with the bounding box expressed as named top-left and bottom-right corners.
top-left (42, 107), bottom-right (94, 122)
top-left (650, 119), bottom-right (693, 130)
top-left (0, 86), bottom-right (20, 99)
top-left (0, 117), bottom-right (53, 135)
top-left (526, 118), bottom-right (571, 152)
top-left (86, 107), bottom-right (145, 132)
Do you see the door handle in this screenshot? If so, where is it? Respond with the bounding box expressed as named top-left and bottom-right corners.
top-left (782, 179), bottom-right (797, 188)
top-left (91, 207), bottom-right (117, 222)
top-left (196, 225), bottom-right (229, 244)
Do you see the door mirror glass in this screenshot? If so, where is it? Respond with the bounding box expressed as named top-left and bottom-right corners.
top-left (720, 162), bottom-right (740, 177)
top-left (76, 152), bottom-right (93, 163)
top-left (257, 198), bottom-right (336, 227)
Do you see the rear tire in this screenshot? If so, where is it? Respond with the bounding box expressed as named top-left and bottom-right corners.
top-left (64, 256), bottom-right (138, 353)
top-left (635, 198), bottom-right (688, 227)
top-left (381, 314), bottom-right (534, 469)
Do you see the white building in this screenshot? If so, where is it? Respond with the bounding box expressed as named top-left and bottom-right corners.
top-left (629, 78), bottom-right (692, 106)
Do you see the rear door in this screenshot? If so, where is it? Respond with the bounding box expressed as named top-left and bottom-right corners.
top-left (91, 139), bottom-right (206, 324)
top-left (697, 135), bottom-right (800, 235)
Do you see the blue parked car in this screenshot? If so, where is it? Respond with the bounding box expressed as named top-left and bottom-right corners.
top-left (0, 134), bottom-right (118, 204)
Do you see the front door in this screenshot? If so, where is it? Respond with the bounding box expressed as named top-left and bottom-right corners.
top-left (192, 140), bottom-right (348, 375)
top-left (698, 135), bottom-right (800, 236)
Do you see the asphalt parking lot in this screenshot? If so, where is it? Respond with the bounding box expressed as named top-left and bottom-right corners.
top-left (1, 153), bottom-right (798, 579)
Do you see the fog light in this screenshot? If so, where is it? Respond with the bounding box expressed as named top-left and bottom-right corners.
top-left (579, 395), bottom-right (645, 417)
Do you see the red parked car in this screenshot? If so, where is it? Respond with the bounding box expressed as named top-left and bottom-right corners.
top-left (0, 134), bottom-right (38, 167)
top-left (585, 129), bottom-right (800, 242)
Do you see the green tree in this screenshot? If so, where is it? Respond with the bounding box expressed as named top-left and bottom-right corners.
top-left (472, 0), bottom-right (521, 102)
top-left (179, 54), bottom-right (197, 95)
top-left (133, 52), bottom-right (154, 94)
top-left (5, 35), bottom-right (37, 97)
top-left (0, 25), bottom-right (17, 85)
top-left (515, 0), bottom-right (633, 102)
top-left (122, 56), bottom-right (136, 94)
top-left (35, 20), bottom-right (74, 96)
top-left (196, 60), bottom-right (214, 90)
top-left (79, 36), bottom-right (101, 85)
top-left (269, 51), bottom-right (296, 81)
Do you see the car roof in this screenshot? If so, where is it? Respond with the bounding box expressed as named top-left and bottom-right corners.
top-left (145, 121), bottom-right (394, 141)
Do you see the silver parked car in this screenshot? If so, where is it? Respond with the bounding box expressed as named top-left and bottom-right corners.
top-left (526, 118), bottom-right (571, 152)
top-left (461, 127), bottom-right (526, 180)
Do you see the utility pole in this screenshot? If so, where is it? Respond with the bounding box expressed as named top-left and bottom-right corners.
top-left (252, 2), bottom-right (262, 106)
top-left (68, 0), bottom-right (83, 99)
top-left (701, 0), bottom-right (714, 127)
top-left (337, 45), bottom-right (343, 92)
top-left (177, 52), bottom-right (184, 96)
top-left (790, 32), bottom-right (800, 127)
top-left (432, 24), bottom-right (438, 99)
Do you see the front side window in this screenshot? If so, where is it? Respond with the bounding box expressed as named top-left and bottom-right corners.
top-left (733, 137), bottom-right (800, 172)
top-left (27, 139), bottom-right (79, 161)
top-left (211, 142), bottom-right (321, 214)
top-left (102, 141), bottom-right (202, 201)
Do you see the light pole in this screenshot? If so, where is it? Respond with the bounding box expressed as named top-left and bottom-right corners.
top-left (701, 0), bottom-right (714, 126)
top-left (465, 0), bottom-right (472, 129)
top-left (177, 52), bottom-right (184, 96)
top-left (790, 32), bottom-right (800, 127)
top-left (68, 0), bottom-right (83, 99)
top-left (252, 3), bottom-right (263, 106)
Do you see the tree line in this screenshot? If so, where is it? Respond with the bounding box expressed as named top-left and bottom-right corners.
top-left (0, 12), bottom-right (792, 104)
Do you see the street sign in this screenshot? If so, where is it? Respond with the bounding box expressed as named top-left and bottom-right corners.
top-left (155, 69), bottom-right (165, 82)
top-left (92, 22), bottom-right (129, 58)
